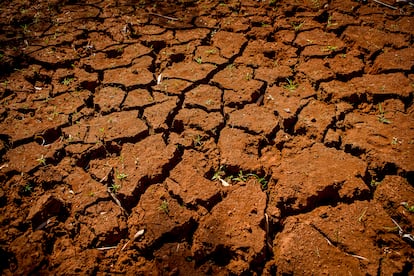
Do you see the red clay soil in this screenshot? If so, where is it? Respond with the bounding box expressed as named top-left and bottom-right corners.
top-left (1, 0), bottom-right (414, 275)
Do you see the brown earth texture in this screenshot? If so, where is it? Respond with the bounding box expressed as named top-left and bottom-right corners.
top-left (1, 0), bottom-right (414, 275)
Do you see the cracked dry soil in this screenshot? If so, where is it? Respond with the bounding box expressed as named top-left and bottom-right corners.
top-left (1, 0), bottom-right (414, 275)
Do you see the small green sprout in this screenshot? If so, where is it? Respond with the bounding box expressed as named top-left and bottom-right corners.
top-left (283, 78), bottom-right (299, 91)
top-left (61, 77), bottom-right (74, 86)
top-left (370, 179), bottom-right (381, 187)
top-left (205, 49), bottom-right (216, 55)
top-left (291, 22), bottom-right (304, 32)
top-left (212, 165), bottom-right (226, 181)
top-left (322, 45), bottom-right (338, 52)
top-left (21, 24), bottom-right (30, 34)
top-left (36, 155), bottom-right (46, 166)
top-left (23, 183), bottom-right (33, 193)
top-left (232, 171), bottom-right (247, 182)
top-left (401, 202), bottom-right (414, 213)
top-left (158, 199), bottom-right (169, 214)
top-left (377, 103), bottom-right (391, 124)
top-left (116, 172), bottom-right (128, 180)
top-left (195, 57), bottom-right (202, 64)
top-left (110, 183), bottom-right (121, 193)
top-left (193, 134), bottom-right (203, 147)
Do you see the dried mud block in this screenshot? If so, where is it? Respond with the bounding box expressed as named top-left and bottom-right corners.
top-left (273, 216), bottom-right (361, 275)
top-left (4, 142), bottom-right (54, 173)
top-left (128, 184), bottom-right (197, 250)
top-left (320, 73), bottom-right (413, 102)
top-left (342, 108), bottom-right (414, 173)
top-left (81, 201), bottom-right (127, 247)
top-left (27, 194), bottom-right (67, 230)
top-left (175, 28), bottom-right (210, 43)
top-left (254, 66), bottom-right (292, 85)
top-left (296, 58), bottom-right (335, 83)
top-left (235, 40), bottom-right (279, 67)
top-left (63, 110), bottom-right (148, 143)
top-left (191, 180), bottom-right (266, 274)
top-left (343, 26), bottom-right (409, 53)
top-left (212, 66), bottom-right (264, 106)
top-left (153, 79), bottom-right (193, 96)
top-left (1, 107), bottom-right (69, 143)
top-left (31, 90), bottom-right (91, 116)
top-left (218, 127), bottom-right (261, 172)
top-left (47, 238), bottom-right (99, 275)
top-left (184, 84), bottom-right (222, 112)
top-left (295, 100), bottom-right (336, 142)
top-left (153, 242), bottom-right (197, 275)
top-left (113, 134), bottom-right (178, 200)
top-left (28, 46), bottom-right (78, 66)
top-left (374, 175), bottom-right (414, 224)
top-left (64, 167), bottom-right (108, 213)
top-left (103, 62), bottom-right (153, 87)
top-left (295, 29), bottom-right (345, 56)
top-left (323, 128), bottom-right (341, 148)
top-left (328, 54), bottom-right (364, 76)
top-left (371, 47), bottom-right (414, 73)
top-left (122, 88), bottom-right (154, 109)
top-left (143, 97), bottom-right (178, 130)
top-left (84, 43), bottom-right (151, 70)
top-left (167, 150), bottom-right (221, 209)
top-left (211, 31), bottom-right (247, 59)
top-left (94, 86), bottom-right (125, 113)
top-left (275, 201), bottom-right (410, 275)
top-left (173, 108), bottom-right (223, 133)
top-left (8, 231), bottom-right (47, 275)
top-left (264, 86), bottom-right (311, 131)
top-left (228, 104), bottom-right (279, 136)
top-left (270, 143), bottom-right (369, 215)
top-left (162, 62), bottom-right (216, 82)
top-left (194, 46), bottom-right (228, 66)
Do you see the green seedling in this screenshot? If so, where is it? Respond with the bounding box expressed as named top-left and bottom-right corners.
top-left (391, 137), bottom-right (400, 146)
top-left (193, 134), bottom-right (203, 147)
top-left (401, 202), bottom-right (414, 213)
top-left (110, 183), bottom-right (121, 193)
top-left (158, 200), bottom-right (169, 214)
top-left (251, 174), bottom-right (268, 190)
top-left (327, 16), bottom-right (338, 28)
top-left (283, 78), bottom-right (298, 91)
top-left (370, 179), bottom-right (381, 187)
top-left (291, 22), bottom-right (304, 32)
top-left (61, 77), bottom-right (74, 86)
top-left (116, 172), bottom-right (128, 180)
top-left (36, 155), bottom-right (46, 166)
top-left (231, 171), bottom-right (248, 182)
top-left (378, 103), bottom-right (391, 124)
top-left (23, 183), bottom-right (33, 193)
top-left (21, 24), bottom-right (30, 34)
top-left (195, 57), bottom-right (202, 64)
top-left (205, 49), bottom-right (216, 55)
top-left (322, 45), bottom-right (338, 52)
top-left (212, 165), bottom-right (226, 181)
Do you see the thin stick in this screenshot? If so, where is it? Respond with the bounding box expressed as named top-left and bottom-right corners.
top-left (107, 187), bottom-right (129, 216)
top-left (96, 246), bottom-right (118, 250)
top-left (148, 13), bottom-right (179, 21)
top-left (372, 0), bottom-right (398, 9)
